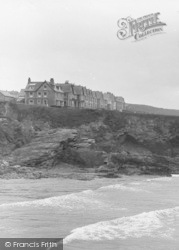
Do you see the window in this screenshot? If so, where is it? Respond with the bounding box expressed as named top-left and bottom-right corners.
top-left (44, 85), bottom-right (47, 89)
top-left (29, 92), bottom-right (33, 97)
top-left (38, 92), bottom-right (41, 97)
top-left (37, 99), bottom-right (41, 105)
top-left (29, 99), bottom-right (34, 105)
top-left (44, 91), bottom-right (47, 97)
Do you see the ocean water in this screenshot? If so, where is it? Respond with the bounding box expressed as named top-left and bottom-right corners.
top-left (0, 175), bottom-right (179, 250)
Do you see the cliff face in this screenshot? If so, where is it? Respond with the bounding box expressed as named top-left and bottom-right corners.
top-left (1, 102), bottom-right (179, 178)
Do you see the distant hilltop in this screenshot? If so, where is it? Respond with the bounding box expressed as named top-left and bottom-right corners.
top-left (125, 103), bottom-right (179, 116)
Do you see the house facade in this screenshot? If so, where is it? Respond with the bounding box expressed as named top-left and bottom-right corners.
top-left (0, 91), bottom-right (16, 103)
top-left (92, 91), bottom-right (98, 109)
top-left (103, 92), bottom-right (116, 110)
top-left (72, 85), bottom-right (86, 108)
top-left (87, 89), bottom-right (93, 109)
top-left (115, 96), bottom-right (125, 111)
top-left (82, 87), bottom-right (88, 108)
top-left (24, 77), bottom-right (125, 111)
top-left (25, 78), bottom-right (64, 106)
top-left (57, 82), bottom-right (77, 108)
top-left (94, 91), bottom-right (106, 109)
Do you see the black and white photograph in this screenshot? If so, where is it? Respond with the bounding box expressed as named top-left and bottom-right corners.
top-left (0, 0), bottom-right (179, 249)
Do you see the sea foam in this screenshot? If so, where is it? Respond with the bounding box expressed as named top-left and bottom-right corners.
top-left (64, 206), bottom-right (179, 244)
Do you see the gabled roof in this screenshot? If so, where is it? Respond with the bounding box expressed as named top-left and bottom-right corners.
top-left (104, 92), bottom-right (116, 101)
top-left (83, 87), bottom-right (87, 96)
top-left (0, 90), bottom-right (15, 98)
top-left (25, 81), bottom-right (59, 93)
top-left (54, 85), bottom-right (63, 93)
top-left (94, 91), bottom-right (104, 99)
top-left (34, 82), bottom-right (45, 91)
top-left (116, 96), bottom-right (125, 102)
top-left (92, 91), bottom-right (97, 98)
top-left (86, 89), bottom-right (93, 96)
top-left (103, 93), bottom-right (108, 98)
top-left (73, 85), bottom-right (84, 95)
top-left (57, 83), bottom-right (74, 93)
top-left (25, 82), bottom-right (44, 92)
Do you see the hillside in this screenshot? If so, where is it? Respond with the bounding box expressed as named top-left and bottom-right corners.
top-left (126, 103), bottom-right (179, 116)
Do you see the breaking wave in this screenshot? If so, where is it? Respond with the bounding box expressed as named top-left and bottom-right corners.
top-left (0, 189), bottom-right (125, 211)
top-left (172, 174), bottom-right (179, 178)
top-left (99, 184), bottom-right (147, 192)
top-left (146, 177), bottom-right (172, 182)
top-left (0, 190), bottom-right (101, 209)
top-left (0, 181), bottom-right (150, 209)
top-left (64, 206), bottom-right (179, 244)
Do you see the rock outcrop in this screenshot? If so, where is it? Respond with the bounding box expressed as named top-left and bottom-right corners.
top-left (7, 128), bottom-right (78, 167)
top-left (1, 102), bottom-right (179, 178)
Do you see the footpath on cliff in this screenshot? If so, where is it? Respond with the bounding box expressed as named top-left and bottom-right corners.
top-left (0, 102), bottom-right (179, 179)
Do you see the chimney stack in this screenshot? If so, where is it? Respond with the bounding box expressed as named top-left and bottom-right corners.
top-left (28, 77), bottom-right (31, 84)
top-left (50, 78), bottom-right (55, 85)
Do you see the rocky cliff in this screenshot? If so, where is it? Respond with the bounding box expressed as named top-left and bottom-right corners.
top-left (1, 102), bottom-right (179, 179)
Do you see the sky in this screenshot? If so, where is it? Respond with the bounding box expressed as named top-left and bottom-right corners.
top-left (0, 0), bottom-right (179, 109)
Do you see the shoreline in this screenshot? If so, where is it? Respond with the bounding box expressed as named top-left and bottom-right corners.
top-left (0, 163), bottom-right (173, 180)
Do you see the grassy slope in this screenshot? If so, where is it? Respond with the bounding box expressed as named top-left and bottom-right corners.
top-left (7, 103), bottom-right (179, 131)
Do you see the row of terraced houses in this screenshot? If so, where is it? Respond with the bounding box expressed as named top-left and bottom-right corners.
top-left (24, 78), bottom-right (125, 111)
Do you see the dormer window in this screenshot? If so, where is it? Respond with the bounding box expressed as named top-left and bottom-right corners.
top-left (44, 85), bottom-right (47, 89)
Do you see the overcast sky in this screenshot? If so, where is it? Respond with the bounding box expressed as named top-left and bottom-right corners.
top-left (0, 0), bottom-right (179, 108)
